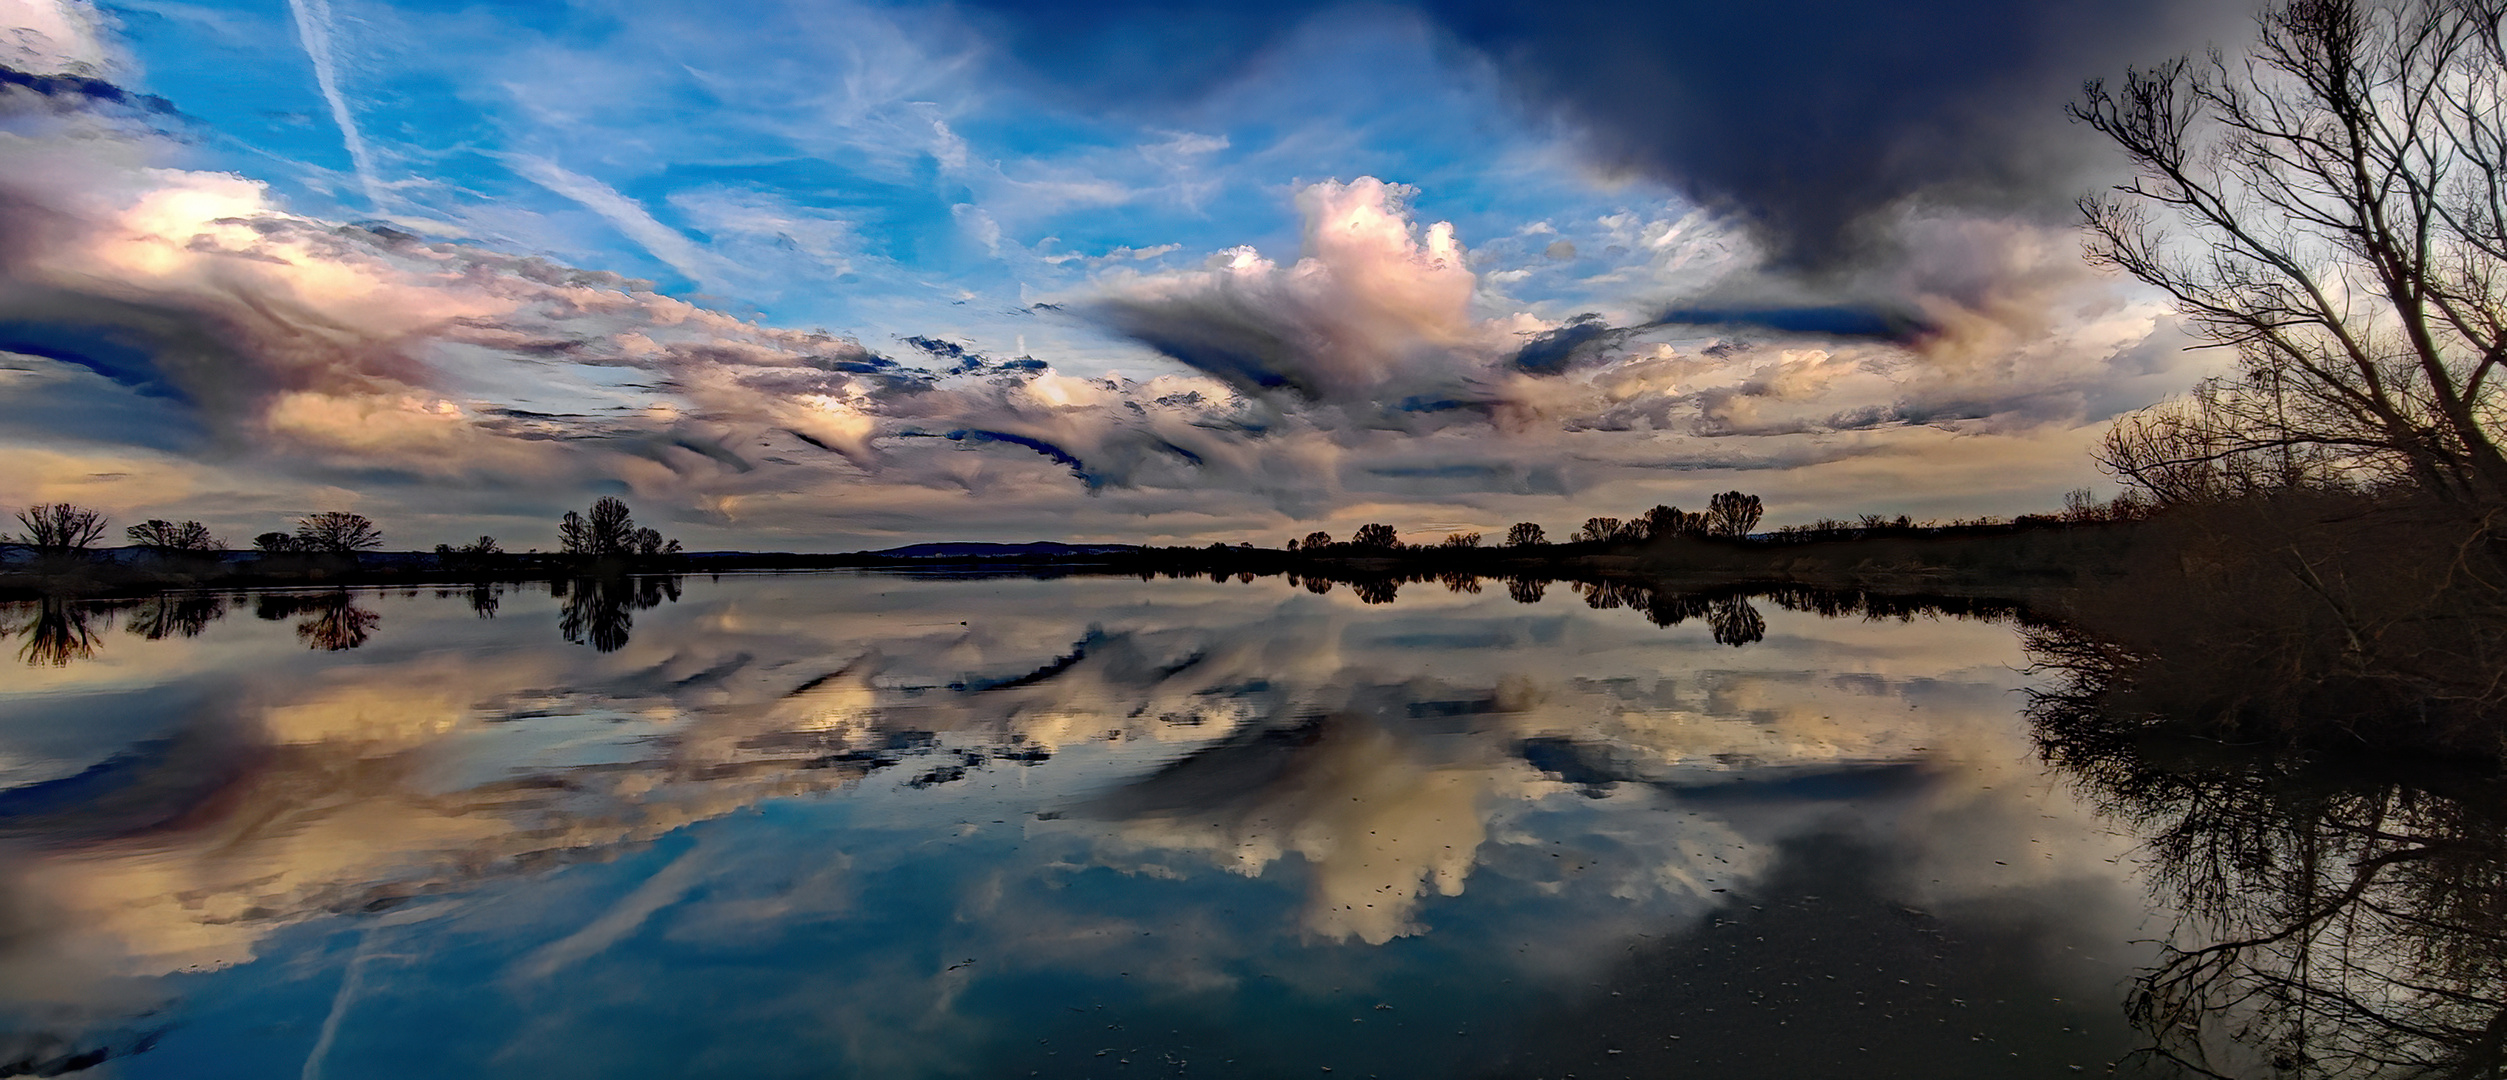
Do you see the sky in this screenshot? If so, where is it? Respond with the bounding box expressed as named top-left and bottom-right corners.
top-left (0, 0), bottom-right (2251, 551)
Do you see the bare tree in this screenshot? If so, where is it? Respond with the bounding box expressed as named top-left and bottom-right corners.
top-left (1351, 523), bottom-right (1400, 549)
top-left (2075, 0), bottom-right (2507, 504)
top-left (1705, 492), bottom-right (1763, 537)
top-left (588, 496), bottom-right (635, 555)
top-left (1641, 504), bottom-right (1700, 540)
top-left (560, 498), bottom-right (672, 558)
top-left (1575, 517), bottom-right (1624, 543)
top-left (1439, 532), bottom-right (1482, 548)
top-left (1504, 522), bottom-right (1547, 547)
top-left (13, 503), bottom-right (107, 552)
top-left (126, 519), bottom-right (221, 552)
top-left (293, 511), bottom-right (384, 554)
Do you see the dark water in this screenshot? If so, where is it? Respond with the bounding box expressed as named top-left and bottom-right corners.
top-left (0, 573), bottom-right (2493, 1078)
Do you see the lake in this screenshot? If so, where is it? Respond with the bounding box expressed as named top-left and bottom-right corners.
top-left (2, 571), bottom-right (2489, 1078)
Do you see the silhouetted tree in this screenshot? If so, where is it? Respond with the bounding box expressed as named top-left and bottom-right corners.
top-left (12, 503), bottom-right (107, 552)
top-left (1705, 491), bottom-right (1763, 537)
top-left (588, 496), bottom-right (635, 555)
top-left (1299, 530), bottom-right (1333, 552)
top-left (252, 531), bottom-right (300, 554)
top-left (559, 497), bottom-right (674, 559)
top-left (629, 526), bottom-right (679, 557)
top-left (1352, 523), bottom-right (1400, 549)
top-left (125, 519), bottom-right (220, 552)
top-left (293, 512), bottom-right (383, 554)
top-left (1506, 577), bottom-right (1547, 603)
top-left (1439, 532), bottom-right (1482, 548)
top-left (1575, 517), bottom-right (1623, 543)
top-left (1641, 504), bottom-right (1690, 540)
top-left (2075, 0), bottom-right (2507, 505)
top-left (1504, 522), bottom-right (1547, 547)
top-left (434, 535), bottom-right (503, 569)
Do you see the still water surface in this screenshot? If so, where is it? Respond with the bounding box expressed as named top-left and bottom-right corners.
top-left (1, 573), bottom-right (2185, 1076)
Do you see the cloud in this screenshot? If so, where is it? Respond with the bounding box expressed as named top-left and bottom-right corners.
top-left (0, 572), bottom-right (2129, 996)
top-left (1082, 177), bottom-right (1501, 403)
top-left (955, 0), bottom-right (2247, 272)
top-left (0, 0), bottom-right (111, 77)
top-left (0, 7), bottom-right (2203, 550)
top-left (511, 156), bottom-right (738, 292)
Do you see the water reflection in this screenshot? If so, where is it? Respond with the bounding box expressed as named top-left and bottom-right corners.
top-left (3, 596), bottom-right (105, 666)
top-left (0, 574), bottom-right (2147, 1076)
top-left (122, 594), bottom-right (228, 641)
top-left (553, 574), bottom-right (682, 652)
top-left (2031, 626), bottom-right (2507, 1078)
top-left (251, 591), bottom-right (383, 651)
top-left (0, 576), bottom-right (694, 669)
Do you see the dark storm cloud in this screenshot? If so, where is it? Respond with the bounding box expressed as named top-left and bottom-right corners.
top-left (1652, 304), bottom-right (1928, 342)
top-left (959, 0), bottom-right (2240, 270)
top-left (1508, 313), bottom-right (1620, 375)
top-left (0, 64), bottom-right (177, 116)
top-left (1084, 290), bottom-right (1319, 398)
top-left (1427, 0), bottom-right (2239, 267)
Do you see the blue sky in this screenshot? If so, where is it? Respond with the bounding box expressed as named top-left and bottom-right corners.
top-left (0, 0), bottom-right (2232, 549)
top-left (118, 0), bottom-right (1664, 343)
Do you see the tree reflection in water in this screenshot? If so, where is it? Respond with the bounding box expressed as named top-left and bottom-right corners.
top-left (555, 575), bottom-right (683, 652)
top-left (255, 592), bottom-right (381, 651)
top-left (4, 597), bottom-right (106, 666)
top-left (2028, 625), bottom-right (2507, 1079)
top-left (123, 594), bottom-right (229, 640)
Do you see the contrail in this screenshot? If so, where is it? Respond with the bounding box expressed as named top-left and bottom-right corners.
top-left (511, 155), bottom-right (738, 292)
top-left (300, 927), bottom-right (380, 1080)
top-left (286, 0), bottom-right (383, 209)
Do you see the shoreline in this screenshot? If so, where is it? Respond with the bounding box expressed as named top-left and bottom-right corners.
top-left (0, 517), bottom-right (2143, 605)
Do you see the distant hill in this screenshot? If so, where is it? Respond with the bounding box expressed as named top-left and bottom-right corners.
top-left (865, 541), bottom-right (1140, 560)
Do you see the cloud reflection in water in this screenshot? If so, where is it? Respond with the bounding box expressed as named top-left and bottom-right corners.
top-left (0, 574), bottom-right (2149, 1076)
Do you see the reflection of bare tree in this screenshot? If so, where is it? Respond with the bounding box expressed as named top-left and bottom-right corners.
top-left (1705, 596), bottom-right (1766, 647)
top-left (4, 597), bottom-right (106, 666)
top-left (467, 583), bottom-right (501, 619)
top-left (122, 594), bottom-right (230, 640)
top-left (2028, 625), bottom-right (2507, 1079)
top-left (296, 595), bottom-right (379, 652)
top-left (556, 575), bottom-right (684, 652)
top-left (1506, 577), bottom-right (1545, 604)
top-left (1350, 578), bottom-right (1401, 605)
top-left (254, 592), bottom-right (381, 651)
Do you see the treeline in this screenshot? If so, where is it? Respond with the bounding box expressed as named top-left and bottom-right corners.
top-left (1274, 486), bottom-right (2154, 555)
top-left (1285, 491), bottom-right (1769, 554)
top-left (1, 497), bottom-right (678, 561)
top-left (1, 497), bottom-right (688, 592)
